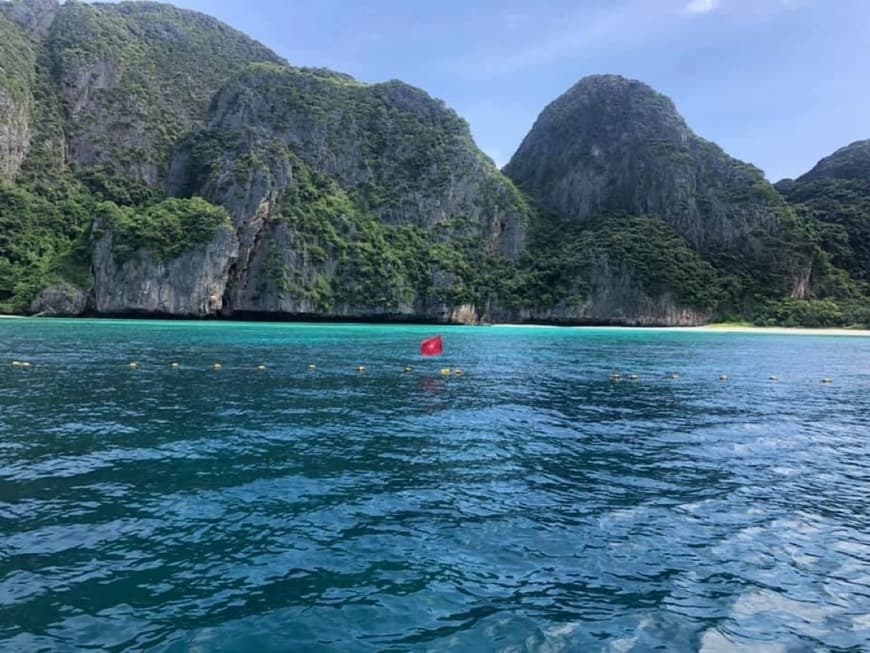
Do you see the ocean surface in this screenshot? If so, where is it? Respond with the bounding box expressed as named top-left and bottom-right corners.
top-left (1, 319), bottom-right (869, 652)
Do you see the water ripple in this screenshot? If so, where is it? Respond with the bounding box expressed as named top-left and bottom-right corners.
top-left (1, 320), bottom-right (869, 651)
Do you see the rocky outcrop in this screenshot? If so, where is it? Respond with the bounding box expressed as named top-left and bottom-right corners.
top-left (0, 89), bottom-right (31, 182)
top-left (777, 140), bottom-right (870, 284)
top-left (29, 283), bottom-right (88, 316)
top-left (92, 222), bottom-right (238, 317)
top-left (504, 74), bottom-right (814, 316)
top-left (504, 75), bottom-right (790, 253)
top-left (178, 65), bottom-right (526, 256)
top-left (1, 0), bottom-right (58, 41)
top-left (45, 0), bottom-right (285, 185)
top-left (168, 65), bottom-right (529, 320)
top-left (499, 257), bottom-right (711, 326)
top-left (793, 140), bottom-right (870, 183)
top-left (0, 13), bottom-right (35, 182)
top-left (1, 1), bottom-right (861, 326)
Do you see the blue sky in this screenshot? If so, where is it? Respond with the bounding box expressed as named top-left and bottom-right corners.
top-left (115, 0), bottom-right (870, 181)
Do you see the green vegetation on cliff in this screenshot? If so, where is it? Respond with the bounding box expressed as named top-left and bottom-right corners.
top-left (0, 13), bottom-right (35, 104)
top-left (768, 142), bottom-right (870, 328)
top-left (504, 75), bottom-right (868, 327)
top-left (245, 150), bottom-right (511, 313)
top-left (45, 0), bottom-right (284, 182)
top-left (0, 178), bottom-right (95, 311)
top-left (0, 2), bottom-right (866, 326)
top-left (97, 197), bottom-right (232, 263)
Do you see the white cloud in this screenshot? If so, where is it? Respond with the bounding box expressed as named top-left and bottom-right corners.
top-left (685, 0), bottom-right (719, 13)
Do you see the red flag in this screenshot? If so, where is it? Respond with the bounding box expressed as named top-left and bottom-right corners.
top-left (420, 335), bottom-right (443, 357)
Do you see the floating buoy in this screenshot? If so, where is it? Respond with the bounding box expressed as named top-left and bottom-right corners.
top-left (257, 364), bottom-right (267, 371)
top-left (213, 363), bottom-right (222, 370)
top-left (129, 361), bottom-right (138, 369)
top-left (719, 375), bottom-right (728, 381)
top-left (821, 377), bottom-right (832, 384)
top-left (171, 362), bottom-right (180, 368)
top-left (610, 373), bottom-right (622, 381)
top-left (21, 362), bottom-right (31, 368)
top-left (11, 361), bottom-right (21, 367)
top-left (668, 373), bottom-right (679, 380)
top-left (404, 366), bottom-right (413, 373)
top-left (628, 374), bottom-right (639, 381)
top-left (308, 364), bottom-right (316, 370)
top-left (357, 365), bottom-right (366, 373)
top-left (440, 367), bottom-right (451, 376)
top-left (769, 375), bottom-right (778, 381)
top-left (454, 369), bottom-right (463, 376)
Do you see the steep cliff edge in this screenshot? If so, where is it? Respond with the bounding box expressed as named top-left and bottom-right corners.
top-left (0, 1), bottom-right (865, 327)
top-left (777, 140), bottom-right (870, 282)
top-left (503, 75), bottom-right (813, 321)
top-left (43, 0), bottom-right (284, 186)
top-left (770, 141), bottom-right (870, 325)
top-left (168, 64), bottom-right (529, 320)
top-left (0, 12), bottom-right (35, 182)
top-left (504, 75), bottom-right (789, 251)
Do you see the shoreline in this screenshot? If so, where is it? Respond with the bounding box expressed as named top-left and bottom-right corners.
top-left (2, 313), bottom-right (869, 335)
top-left (693, 324), bottom-right (870, 337)
top-left (494, 323), bottom-right (870, 336)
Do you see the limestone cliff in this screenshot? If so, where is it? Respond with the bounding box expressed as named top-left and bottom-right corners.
top-left (504, 75), bottom-right (813, 317)
top-left (43, 0), bottom-right (284, 185)
top-left (0, 0), bottom-right (58, 41)
top-left (169, 65), bottom-right (529, 320)
top-left (777, 140), bottom-right (870, 286)
top-left (91, 219), bottom-right (237, 317)
top-left (0, 1), bottom-right (864, 327)
top-left (504, 75), bottom-right (791, 252)
top-left (0, 13), bottom-right (35, 181)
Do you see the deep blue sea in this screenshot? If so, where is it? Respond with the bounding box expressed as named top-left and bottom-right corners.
top-left (1, 319), bottom-right (869, 652)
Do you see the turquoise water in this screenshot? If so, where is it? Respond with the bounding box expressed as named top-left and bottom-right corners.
top-left (1, 319), bottom-right (869, 652)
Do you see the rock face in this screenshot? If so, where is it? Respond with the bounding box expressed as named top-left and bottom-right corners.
top-left (29, 283), bottom-right (88, 316)
top-left (44, 0), bottom-right (285, 185)
top-left (778, 140), bottom-right (870, 284)
top-left (92, 222), bottom-right (238, 316)
top-left (1, 2), bottom-right (864, 326)
top-left (0, 13), bottom-right (36, 182)
top-left (503, 74), bottom-right (813, 318)
top-left (169, 65), bottom-right (528, 320)
top-left (793, 140), bottom-right (870, 183)
top-left (0, 89), bottom-right (31, 182)
top-left (504, 75), bottom-right (791, 252)
top-left (1, 0), bottom-right (58, 41)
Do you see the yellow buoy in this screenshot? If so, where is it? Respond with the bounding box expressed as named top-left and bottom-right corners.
top-left (213, 363), bottom-right (222, 370)
top-left (129, 361), bottom-right (138, 369)
top-left (11, 361), bottom-right (21, 367)
top-left (440, 367), bottom-right (451, 376)
top-left (821, 377), bottom-right (832, 384)
top-left (719, 375), bottom-right (728, 381)
top-left (257, 364), bottom-right (267, 371)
